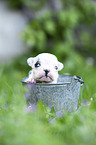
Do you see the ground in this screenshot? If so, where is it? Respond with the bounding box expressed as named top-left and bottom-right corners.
top-left (0, 60), bottom-right (96, 145)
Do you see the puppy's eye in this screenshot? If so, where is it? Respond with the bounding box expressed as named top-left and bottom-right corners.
top-left (55, 66), bottom-right (58, 70)
top-left (35, 61), bottom-right (41, 67)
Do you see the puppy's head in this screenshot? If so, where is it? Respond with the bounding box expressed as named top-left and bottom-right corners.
top-left (27, 53), bottom-right (64, 83)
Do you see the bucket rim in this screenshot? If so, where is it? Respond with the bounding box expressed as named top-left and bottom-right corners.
top-left (21, 75), bottom-right (84, 86)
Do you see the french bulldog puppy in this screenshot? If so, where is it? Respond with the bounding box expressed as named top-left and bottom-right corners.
top-left (26, 53), bottom-right (64, 83)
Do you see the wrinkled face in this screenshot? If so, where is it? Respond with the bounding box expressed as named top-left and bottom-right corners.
top-left (27, 53), bottom-right (64, 83)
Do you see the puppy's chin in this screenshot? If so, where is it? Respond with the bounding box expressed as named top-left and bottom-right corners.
top-left (36, 76), bottom-right (53, 83)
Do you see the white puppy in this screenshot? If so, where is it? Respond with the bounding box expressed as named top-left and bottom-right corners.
top-left (26, 53), bottom-right (64, 83)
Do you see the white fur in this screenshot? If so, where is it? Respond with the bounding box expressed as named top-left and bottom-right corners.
top-left (26, 53), bottom-right (64, 83)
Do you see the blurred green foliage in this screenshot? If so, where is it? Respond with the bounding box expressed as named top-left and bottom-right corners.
top-left (0, 63), bottom-right (96, 145)
top-left (8, 0), bottom-right (47, 10)
top-left (21, 9), bottom-right (79, 60)
top-left (8, 0), bottom-right (23, 9)
top-left (21, 0), bottom-right (96, 71)
top-left (8, 0), bottom-right (96, 63)
top-left (23, 0), bottom-right (46, 10)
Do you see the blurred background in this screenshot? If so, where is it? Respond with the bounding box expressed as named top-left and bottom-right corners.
top-left (0, 0), bottom-right (96, 145)
top-left (0, 0), bottom-right (96, 92)
top-left (0, 0), bottom-right (96, 66)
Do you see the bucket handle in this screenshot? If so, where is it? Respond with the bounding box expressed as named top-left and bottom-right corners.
top-left (73, 76), bottom-right (84, 86)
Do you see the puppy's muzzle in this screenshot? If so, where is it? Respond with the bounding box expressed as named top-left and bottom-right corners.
top-left (44, 69), bottom-right (50, 77)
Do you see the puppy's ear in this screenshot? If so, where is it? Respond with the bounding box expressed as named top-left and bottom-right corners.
top-left (58, 62), bottom-right (64, 71)
top-left (27, 57), bottom-right (35, 68)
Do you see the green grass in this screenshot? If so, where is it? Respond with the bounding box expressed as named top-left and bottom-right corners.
top-left (0, 61), bottom-right (96, 145)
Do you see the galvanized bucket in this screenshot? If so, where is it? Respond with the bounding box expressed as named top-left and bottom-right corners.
top-left (21, 75), bottom-right (84, 113)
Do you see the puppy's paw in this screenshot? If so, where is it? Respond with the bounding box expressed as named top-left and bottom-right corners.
top-left (26, 78), bottom-right (36, 83)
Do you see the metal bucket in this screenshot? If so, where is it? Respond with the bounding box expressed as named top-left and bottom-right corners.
top-left (21, 75), bottom-right (84, 113)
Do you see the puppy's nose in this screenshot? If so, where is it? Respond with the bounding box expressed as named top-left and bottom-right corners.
top-left (44, 69), bottom-right (50, 77)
